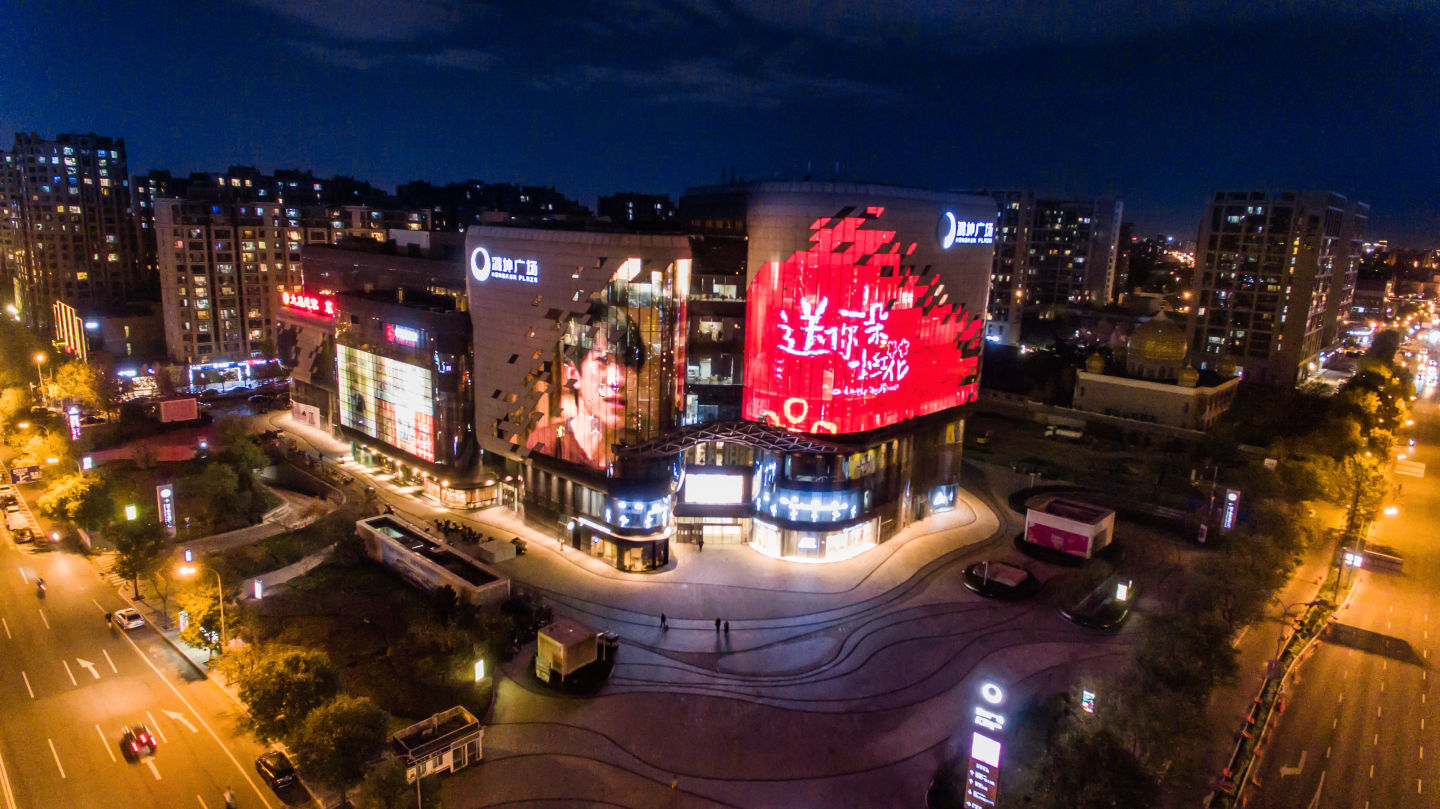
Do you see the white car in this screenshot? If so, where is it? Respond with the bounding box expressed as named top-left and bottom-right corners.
top-left (110, 608), bottom-right (144, 630)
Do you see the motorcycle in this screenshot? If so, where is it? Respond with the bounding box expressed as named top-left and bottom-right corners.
top-left (36, 578), bottom-right (45, 598)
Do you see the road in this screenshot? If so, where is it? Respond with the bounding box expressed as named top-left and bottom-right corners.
top-left (1252, 387), bottom-right (1440, 808)
top-left (0, 480), bottom-right (292, 808)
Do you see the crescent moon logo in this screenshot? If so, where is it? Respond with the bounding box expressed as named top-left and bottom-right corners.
top-left (939, 211), bottom-right (957, 249)
top-left (469, 246), bottom-right (491, 282)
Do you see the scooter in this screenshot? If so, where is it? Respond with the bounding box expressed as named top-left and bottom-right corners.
top-left (36, 578), bottom-right (45, 598)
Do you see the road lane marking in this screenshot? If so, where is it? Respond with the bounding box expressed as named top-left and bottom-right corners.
top-left (94, 726), bottom-right (115, 762)
top-left (0, 751), bottom-right (16, 809)
top-left (1325, 746), bottom-right (1331, 758)
top-left (20, 672), bottom-right (32, 699)
top-left (1371, 763), bottom-right (1375, 778)
top-left (143, 758), bottom-right (160, 780)
top-left (1375, 734), bottom-right (1380, 745)
top-left (37, 609), bottom-right (48, 630)
top-left (17, 568), bottom-right (25, 584)
top-left (76, 658), bottom-right (99, 679)
top-left (46, 738), bottom-right (65, 779)
top-left (1379, 706), bottom-right (1384, 717)
top-left (146, 711), bottom-right (169, 745)
top-left (1333, 718), bottom-right (1338, 729)
top-left (197, 796), bottom-right (209, 808)
top-left (1, 618), bottom-right (8, 639)
top-left (112, 631), bottom-right (275, 809)
top-left (61, 659), bottom-right (76, 686)
top-left (163, 710), bottom-right (198, 733)
top-left (102, 649), bottom-right (116, 674)
top-left (1381, 681), bottom-right (1386, 692)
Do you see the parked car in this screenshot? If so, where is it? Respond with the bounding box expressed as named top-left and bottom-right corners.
top-left (110, 608), bottom-right (145, 630)
top-left (121, 725), bottom-right (158, 760)
top-left (255, 750), bottom-right (297, 789)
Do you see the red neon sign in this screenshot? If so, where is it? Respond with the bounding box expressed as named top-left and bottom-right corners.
top-left (281, 290), bottom-right (335, 319)
top-left (743, 207), bottom-right (984, 435)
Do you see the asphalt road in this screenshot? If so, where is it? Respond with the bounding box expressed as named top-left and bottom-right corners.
top-left (1252, 383), bottom-right (1440, 808)
top-left (0, 483), bottom-right (295, 808)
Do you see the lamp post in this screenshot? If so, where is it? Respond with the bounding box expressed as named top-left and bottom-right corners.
top-left (33, 352), bottom-right (47, 405)
top-left (178, 561), bottom-right (226, 653)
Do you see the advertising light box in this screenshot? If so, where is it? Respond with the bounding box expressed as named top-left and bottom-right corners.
top-left (682, 473), bottom-right (746, 505)
top-left (743, 206), bottom-right (985, 435)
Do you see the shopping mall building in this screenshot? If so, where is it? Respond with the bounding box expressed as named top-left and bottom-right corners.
top-left (464, 182), bottom-right (994, 570)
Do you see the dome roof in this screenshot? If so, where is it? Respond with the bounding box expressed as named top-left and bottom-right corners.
top-left (1128, 313), bottom-right (1187, 365)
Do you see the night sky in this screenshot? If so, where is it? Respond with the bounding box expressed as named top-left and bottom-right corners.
top-left (4, 0), bottom-right (1438, 244)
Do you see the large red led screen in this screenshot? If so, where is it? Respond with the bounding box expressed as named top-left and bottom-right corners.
top-left (743, 207), bottom-right (984, 435)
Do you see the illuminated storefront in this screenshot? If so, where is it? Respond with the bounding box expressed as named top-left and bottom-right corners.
top-left (466, 183), bottom-right (995, 566)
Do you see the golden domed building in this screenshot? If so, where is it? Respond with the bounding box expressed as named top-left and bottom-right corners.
top-left (1125, 311), bottom-right (1188, 381)
top-left (1073, 313), bottom-right (1241, 431)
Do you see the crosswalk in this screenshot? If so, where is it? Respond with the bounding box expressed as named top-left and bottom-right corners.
top-left (95, 552), bottom-right (129, 590)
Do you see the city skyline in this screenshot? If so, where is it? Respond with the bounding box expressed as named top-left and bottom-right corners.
top-left (4, 0), bottom-right (1438, 245)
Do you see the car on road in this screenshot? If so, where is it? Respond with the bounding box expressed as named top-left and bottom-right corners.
top-left (256, 750), bottom-right (297, 789)
top-left (121, 725), bottom-right (158, 760)
top-left (0, 489), bottom-right (17, 509)
top-left (110, 608), bottom-right (145, 630)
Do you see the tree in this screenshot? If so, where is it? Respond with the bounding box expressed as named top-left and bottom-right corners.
top-left (51, 360), bottom-right (105, 413)
top-left (0, 387), bottom-right (31, 434)
top-left (191, 463), bottom-right (242, 522)
top-left (234, 648), bottom-right (340, 743)
top-left (290, 695), bottom-right (388, 803)
top-left (37, 472), bottom-right (112, 530)
top-left (176, 583), bottom-right (231, 655)
top-left (357, 758), bottom-right (443, 809)
top-left (1030, 727), bottom-right (1160, 809)
top-left (109, 518), bottom-right (169, 596)
top-left (215, 417), bottom-right (267, 482)
top-left (18, 430), bottom-right (73, 468)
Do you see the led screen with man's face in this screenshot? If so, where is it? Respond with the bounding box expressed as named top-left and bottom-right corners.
top-left (743, 206), bottom-right (984, 435)
top-left (524, 260), bottom-right (684, 472)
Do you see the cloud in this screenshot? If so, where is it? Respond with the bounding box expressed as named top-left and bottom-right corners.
top-left (541, 55), bottom-right (884, 109)
top-left (245, 0), bottom-right (468, 42)
top-left (290, 42), bottom-right (493, 74)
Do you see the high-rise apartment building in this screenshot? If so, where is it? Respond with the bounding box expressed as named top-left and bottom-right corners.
top-left (0, 133), bottom-right (139, 331)
top-left (155, 199), bottom-right (299, 363)
top-left (155, 191), bottom-right (436, 364)
top-left (1186, 190), bottom-right (1368, 387)
top-left (980, 192), bottom-right (1123, 344)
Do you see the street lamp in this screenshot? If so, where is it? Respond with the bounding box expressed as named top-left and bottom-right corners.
top-left (33, 353), bottom-right (46, 405)
top-left (177, 561), bottom-right (226, 653)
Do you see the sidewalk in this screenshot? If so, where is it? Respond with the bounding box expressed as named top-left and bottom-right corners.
top-left (1194, 523), bottom-right (1341, 800)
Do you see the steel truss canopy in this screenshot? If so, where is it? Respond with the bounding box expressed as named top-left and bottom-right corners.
top-left (617, 420), bottom-right (853, 458)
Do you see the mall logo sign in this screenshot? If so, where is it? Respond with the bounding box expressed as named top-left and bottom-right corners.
top-left (937, 211), bottom-right (995, 249)
top-left (470, 246), bottom-right (539, 284)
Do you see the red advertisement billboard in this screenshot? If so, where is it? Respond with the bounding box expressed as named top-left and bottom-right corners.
top-left (1024, 522), bottom-right (1093, 557)
top-left (743, 207), bottom-right (984, 435)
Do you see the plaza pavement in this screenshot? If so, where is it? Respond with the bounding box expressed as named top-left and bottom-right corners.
top-left (267, 412), bottom-right (1147, 808)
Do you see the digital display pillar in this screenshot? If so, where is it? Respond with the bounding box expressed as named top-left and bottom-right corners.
top-left (964, 681), bottom-right (1006, 809)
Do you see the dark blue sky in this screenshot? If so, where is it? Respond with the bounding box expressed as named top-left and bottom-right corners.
top-left (4, 0), bottom-right (1438, 245)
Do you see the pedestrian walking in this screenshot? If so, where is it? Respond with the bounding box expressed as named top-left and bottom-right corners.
top-left (724, 620), bottom-right (730, 634)
top-left (223, 786), bottom-right (237, 808)
top-left (697, 537), bottom-right (704, 553)
top-left (671, 774), bottom-right (679, 789)
top-left (715, 617), bottom-right (721, 632)
top-left (660, 612), bottom-right (667, 629)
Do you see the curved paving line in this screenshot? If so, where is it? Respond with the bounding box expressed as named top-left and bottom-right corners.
top-left (504, 625), bottom-right (1133, 716)
top-left (469, 751), bottom-right (744, 809)
top-left (602, 633), bottom-right (1131, 712)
